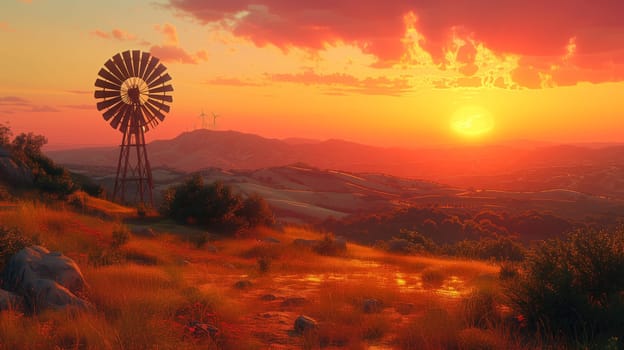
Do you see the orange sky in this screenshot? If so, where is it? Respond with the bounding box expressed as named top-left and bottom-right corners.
top-left (0, 0), bottom-right (623, 150)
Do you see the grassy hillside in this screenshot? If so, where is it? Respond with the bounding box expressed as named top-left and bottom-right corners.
top-left (0, 197), bottom-right (523, 350)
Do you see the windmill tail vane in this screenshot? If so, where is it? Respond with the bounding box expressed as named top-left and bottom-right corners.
top-left (94, 50), bottom-right (173, 206)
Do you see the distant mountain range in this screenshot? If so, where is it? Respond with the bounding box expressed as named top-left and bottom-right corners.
top-left (48, 129), bottom-right (624, 198)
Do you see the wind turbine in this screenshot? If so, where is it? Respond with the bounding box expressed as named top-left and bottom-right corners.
top-left (198, 110), bottom-right (208, 129)
top-left (211, 112), bottom-right (222, 129)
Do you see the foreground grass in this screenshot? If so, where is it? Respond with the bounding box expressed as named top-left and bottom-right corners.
top-left (0, 199), bottom-right (548, 349)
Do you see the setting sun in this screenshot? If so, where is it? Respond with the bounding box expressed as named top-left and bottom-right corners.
top-left (451, 106), bottom-right (494, 138)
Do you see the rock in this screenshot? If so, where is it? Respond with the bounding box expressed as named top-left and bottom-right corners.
top-left (234, 280), bottom-right (252, 289)
top-left (131, 226), bottom-right (155, 237)
top-left (281, 297), bottom-right (307, 307)
top-left (261, 237), bottom-right (280, 244)
top-left (260, 294), bottom-right (277, 301)
top-left (396, 302), bottom-right (416, 315)
top-left (206, 245), bottom-right (218, 253)
top-left (0, 289), bottom-right (24, 312)
top-left (363, 298), bottom-right (382, 313)
top-left (0, 154), bottom-right (33, 186)
top-left (2, 246), bottom-right (91, 312)
top-left (189, 321), bottom-right (218, 338)
top-left (294, 315), bottom-right (318, 333)
top-left (223, 263), bottom-right (236, 269)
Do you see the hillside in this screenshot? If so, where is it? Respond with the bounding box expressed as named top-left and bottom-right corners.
top-left (48, 130), bottom-right (624, 198)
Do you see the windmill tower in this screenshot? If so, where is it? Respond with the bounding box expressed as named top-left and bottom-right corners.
top-left (93, 50), bottom-right (173, 205)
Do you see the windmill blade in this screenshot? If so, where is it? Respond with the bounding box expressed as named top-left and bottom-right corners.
top-left (119, 109), bottom-right (131, 132)
top-left (96, 96), bottom-right (122, 111)
top-left (104, 59), bottom-right (126, 83)
top-left (94, 90), bottom-right (121, 99)
top-left (147, 73), bottom-right (171, 88)
top-left (148, 94), bottom-right (173, 103)
top-left (144, 101), bottom-right (166, 121)
top-left (122, 51), bottom-right (134, 77)
top-left (148, 84), bottom-right (173, 94)
top-left (131, 50), bottom-right (141, 77)
top-left (97, 68), bottom-right (123, 86)
top-left (109, 106), bottom-right (127, 130)
top-left (113, 53), bottom-right (131, 80)
top-left (140, 105), bottom-right (158, 125)
top-left (95, 78), bottom-right (120, 91)
top-left (141, 56), bottom-right (159, 81)
top-left (146, 98), bottom-right (171, 113)
top-left (145, 64), bottom-right (167, 85)
top-left (138, 52), bottom-right (150, 79)
top-left (102, 100), bottom-right (124, 121)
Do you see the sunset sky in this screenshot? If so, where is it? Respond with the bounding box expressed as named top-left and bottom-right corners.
top-left (1, 0), bottom-right (623, 150)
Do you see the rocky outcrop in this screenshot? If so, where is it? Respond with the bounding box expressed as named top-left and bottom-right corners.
top-left (0, 147), bottom-right (32, 186)
top-left (1, 246), bottom-right (91, 312)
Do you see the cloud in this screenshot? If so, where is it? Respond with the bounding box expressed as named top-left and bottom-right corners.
top-left (91, 28), bottom-right (136, 41)
top-left (150, 23), bottom-right (208, 64)
top-left (65, 90), bottom-right (91, 95)
top-left (168, 0), bottom-right (624, 87)
top-left (269, 70), bottom-right (410, 95)
top-left (63, 104), bottom-right (94, 110)
top-left (0, 22), bottom-right (12, 32)
top-left (206, 70), bottom-right (410, 95)
top-left (206, 77), bottom-right (265, 87)
top-left (0, 96), bottom-right (29, 105)
top-left (155, 23), bottom-right (179, 45)
top-left (150, 45), bottom-right (207, 64)
top-left (0, 96), bottom-right (59, 113)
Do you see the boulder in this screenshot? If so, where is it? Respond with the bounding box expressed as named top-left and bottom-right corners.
top-left (363, 298), bottom-right (382, 313)
top-left (294, 315), bottom-right (318, 333)
top-left (0, 155), bottom-right (33, 186)
top-left (395, 302), bottom-right (416, 315)
top-left (234, 280), bottom-right (252, 289)
top-left (2, 246), bottom-right (90, 312)
top-left (260, 294), bottom-right (277, 301)
top-left (0, 289), bottom-right (24, 312)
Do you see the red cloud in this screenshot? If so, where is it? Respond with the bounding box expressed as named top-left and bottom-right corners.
top-left (91, 28), bottom-right (136, 41)
top-left (150, 45), bottom-right (207, 65)
top-left (169, 0), bottom-right (624, 87)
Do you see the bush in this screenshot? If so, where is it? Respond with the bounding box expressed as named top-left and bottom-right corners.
top-left (507, 228), bottom-right (624, 345)
top-left (161, 174), bottom-right (274, 234)
top-left (0, 226), bottom-right (35, 271)
top-left (111, 224), bottom-right (130, 248)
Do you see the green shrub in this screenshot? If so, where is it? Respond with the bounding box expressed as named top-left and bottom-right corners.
top-left (161, 174), bottom-right (274, 234)
top-left (507, 228), bottom-right (624, 345)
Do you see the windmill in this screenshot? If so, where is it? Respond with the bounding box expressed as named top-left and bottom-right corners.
top-left (93, 50), bottom-right (173, 205)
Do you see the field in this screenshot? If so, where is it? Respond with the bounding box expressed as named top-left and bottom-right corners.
top-left (0, 200), bottom-right (526, 350)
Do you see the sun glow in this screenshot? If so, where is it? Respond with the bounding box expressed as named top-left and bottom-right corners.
top-left (451, 105), bottom-right (495, 138)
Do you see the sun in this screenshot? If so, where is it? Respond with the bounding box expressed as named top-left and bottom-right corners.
top-left (451, 105), bottom-right (494, 138)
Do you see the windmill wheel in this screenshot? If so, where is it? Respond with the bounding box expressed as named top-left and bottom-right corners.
top-left (94, 50), bottom-right (173, 132)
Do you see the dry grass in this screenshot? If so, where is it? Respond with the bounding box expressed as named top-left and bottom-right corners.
top-left (0, 200), bottom-right (539, 349)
